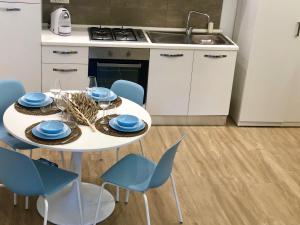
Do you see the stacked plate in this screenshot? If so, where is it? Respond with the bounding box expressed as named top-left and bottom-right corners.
top-left (88, 87), bottom-right (117, 101)
top-left (18, 92), bottom-right (53, 108)
top-left (32, 120), bottom-right (71, 140)
top-left (109, 115), bottom-right (145, 132)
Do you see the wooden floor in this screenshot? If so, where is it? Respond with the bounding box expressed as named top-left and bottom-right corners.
top-left (1, 123), bottom-right (300, 225)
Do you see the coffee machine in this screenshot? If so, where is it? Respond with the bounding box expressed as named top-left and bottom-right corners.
top-left (50, 8), bottom-right (71, 36)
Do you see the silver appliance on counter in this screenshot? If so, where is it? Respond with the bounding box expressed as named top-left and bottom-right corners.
top-left (50, 8), bottom-right (71, 36)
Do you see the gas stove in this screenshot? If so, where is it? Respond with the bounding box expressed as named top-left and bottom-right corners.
top-left (89, 27), bottom-right (147, 42)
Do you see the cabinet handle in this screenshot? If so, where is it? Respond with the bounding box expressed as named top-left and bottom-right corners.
top-left (53, 50), bottom-right (78, 55)
top-left (204, 54), bottom-right (227, 59)
top-left (53, 68), bottom-right (78, 72)
top-left (296, 22), bottom-right (300, 37)
top-left (0, 8), bottom-right (21, 11)
top-left (160, 54), bottom-right (184, 57)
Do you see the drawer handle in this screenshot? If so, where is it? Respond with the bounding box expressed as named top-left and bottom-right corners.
top-left (160, 54), bottom-right (184, 57)
top-left (204, 54), bottom-right (227, 59)
top-left (53, 68), bottom-right (78, 72)
top-left (53, 50), bottom-right (78, 55)
top-left (0, 8), bottom-right (21, 11)
top-left (296, 22), bottom-right (300, 37)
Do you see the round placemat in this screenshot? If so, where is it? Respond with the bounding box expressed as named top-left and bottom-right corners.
top-left (15, 101), bottom-right (61, 116)
top-left (96, 97), bottom-right (122, 110)
top-left (95, 114), bottom-right (148, 137)
top-left (25, 122), bottom-right (82, 145)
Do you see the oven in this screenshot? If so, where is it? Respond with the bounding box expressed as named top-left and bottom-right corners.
top-left (88, 47), bottom-right (150, 103)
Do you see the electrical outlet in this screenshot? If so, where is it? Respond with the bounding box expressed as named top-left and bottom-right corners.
top-left (50, 0), bottom-right (69, 4)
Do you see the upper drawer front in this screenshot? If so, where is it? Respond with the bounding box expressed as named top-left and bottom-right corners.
top-left (42, 46), bottom-right (89, 64)
top-left (0, 0), bottom-right (40, 4)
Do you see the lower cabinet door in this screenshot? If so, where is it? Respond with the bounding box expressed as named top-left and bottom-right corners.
top-left (42, 64), bottom-right (89, 92)
top-left (188, 50), bottom-right (237, 116)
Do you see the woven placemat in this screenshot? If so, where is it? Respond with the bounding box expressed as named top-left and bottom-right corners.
top-left (25, 122), bottom-right (82, 145)
top-left (95, 114), bottom-right (148, 137)
top-left (96, 97), bottom-right (122, 110)
top-left (14, 101), bottom-right (61, 116)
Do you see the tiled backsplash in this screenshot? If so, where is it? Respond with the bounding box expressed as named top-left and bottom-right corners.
top-left (42, 0), bottom-right (223, 28)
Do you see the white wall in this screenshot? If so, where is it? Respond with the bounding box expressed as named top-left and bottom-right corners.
top-left (220, 0), bottom-right (238, 38)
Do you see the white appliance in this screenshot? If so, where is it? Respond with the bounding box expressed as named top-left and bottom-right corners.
top-left (0, 0), bottom-right (41, 91)
top-left (230, 0), bottom-right (300, 126)
top-left (50, 8), bottom-right (71, 36)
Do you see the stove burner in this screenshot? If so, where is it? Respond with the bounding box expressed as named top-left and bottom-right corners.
top-left (89, 27), bottom-right (113, 41)
top-left (112, 28), bottom-right (137, 41)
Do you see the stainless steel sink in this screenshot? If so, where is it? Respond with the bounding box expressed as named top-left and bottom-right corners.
top-left (146, 31), bottom-right (233, 45)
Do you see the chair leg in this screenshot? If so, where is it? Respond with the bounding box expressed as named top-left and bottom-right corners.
top-left (29, 150), bottom-right (33, 159)
top-left (13, 193), bottom-right (17, 206)
top-left (142, 193), bottom-right (151, 225)
top-left (94, 182), bottom-right (107, 225)
top-left (139, 139), bottom-right (144, 156)
top-left (60, 152), bottom-right (66, 168)
top-left (125, 190), bottom-right (130, 204)
top-left (75, 180), bottom-right (84, 225)
top-left (115, 148), bottom-right (120, 203)
top-left (43, 197), bottom-right (48, 225)
top-left (25, 196), bottom-right (29, 210)
top-left (170, 174), bottom-right (183, 224)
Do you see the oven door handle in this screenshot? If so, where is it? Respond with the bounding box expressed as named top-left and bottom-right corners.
top-left (97, 62), bottom-right (142, 69)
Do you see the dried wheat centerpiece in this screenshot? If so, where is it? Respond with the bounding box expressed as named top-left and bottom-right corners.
top-left (64, 93), bottom-right (98, 129)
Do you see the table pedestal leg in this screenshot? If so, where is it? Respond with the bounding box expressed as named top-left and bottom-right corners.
top-left (37, 152), bottom-right (115, 225)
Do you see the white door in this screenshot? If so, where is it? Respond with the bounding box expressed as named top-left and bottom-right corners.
top-left (189, 50), bottom-right (237, 115)
top-left (0, 2), bottom-right (41, 91)
top-left (238, 0), bottom-right (300, 123)
top-left (284, 13), bottom-right (300, 123)
top-left (146, 49), bottom-right (194, 115)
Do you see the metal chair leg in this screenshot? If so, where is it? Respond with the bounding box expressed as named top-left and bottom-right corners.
top-left (143, 193), bottom-right (151, 225)
top-left (25, 196), bottom-right (29, 210)
top-left (60, 152), bottom-right (66, 168)
top-left (29, 150), bottom-right (33, 159)
top-left (75, 180), bottom-right (84, 225)
top-left (125, 190), bottom-right (130, 204)
top-left (94, 182), bottom-right (107, 225)
top-left (13, 193), bottom-right (17, 206)
top-left (170, 174), bottom-right (183, 223)
top-left (43, 197), bottom-right (48, 225)
top-left (139, 139), bottom-right (144, 156)
top-left (115, 148), bottom-right (120, 203)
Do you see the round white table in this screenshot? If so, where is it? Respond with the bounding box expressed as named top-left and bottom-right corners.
top-left (3, 97), bottom-right (151, 225)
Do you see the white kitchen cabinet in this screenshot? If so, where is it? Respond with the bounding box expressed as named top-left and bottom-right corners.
top-left (189, 50), bottom-right (237, 115)
top-left (146, 49), bottom-right (194, 115)
top-left (42, 64), bottom-right (89, 91)
top-left (0, 1), bottom-right (41, 91)
top-left (231, 0), bottom-right (300, 126)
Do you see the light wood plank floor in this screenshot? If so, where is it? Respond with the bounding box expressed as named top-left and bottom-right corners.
top-left (1, 124), bottom-right (300, 225)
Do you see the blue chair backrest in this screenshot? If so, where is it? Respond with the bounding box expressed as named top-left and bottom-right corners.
top-left (0, 80), bottom-right (25, 124)
top-left (0, 147), bottom-right (45, 196)
top-left (149, 137), bottom-right (184, 189)
top-left (111, 80), bottom-right (144, 106)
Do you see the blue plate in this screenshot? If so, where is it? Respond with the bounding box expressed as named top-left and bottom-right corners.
top-left (32, 124), bottom-right (71, 140)
top-left (88, 88), bottom-right (117, 102)
top-left (23, 92), bottom-right (47, 103)
top-left (38, 120), bottom-right (65, 134)
top-left (18, 97), bottom-right (53, 108)
top-left (109, 118), bottom-right (145, 133)
top-left (116, 115), bottom-right (140, 127)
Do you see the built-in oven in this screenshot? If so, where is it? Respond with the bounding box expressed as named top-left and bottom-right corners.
top-left (88, 47), bottom-right (150, 103)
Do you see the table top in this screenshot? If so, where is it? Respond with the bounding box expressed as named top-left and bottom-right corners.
top-left (3, 97), bottom-right (151, 152)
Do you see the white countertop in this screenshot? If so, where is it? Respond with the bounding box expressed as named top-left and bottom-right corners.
top-left (42, 26), bottom-right (239, 51)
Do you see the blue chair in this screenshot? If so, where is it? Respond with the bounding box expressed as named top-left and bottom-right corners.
top-left (111, 80), bottom-right (146, 202)
top-left (0, 80), bottom-right (65, 208)
top-left (0, 147), bottom-right (83, 225)
top-left (93, 137), bottom-right (184, 225)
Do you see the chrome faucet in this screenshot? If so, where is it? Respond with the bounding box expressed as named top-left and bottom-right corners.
top-left (185, 11), bottom-right (211, 36)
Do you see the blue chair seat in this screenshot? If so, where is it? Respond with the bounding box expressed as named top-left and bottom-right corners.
top-left (102, 154), bottom-right (156, 192)
top-left (0, 124), bottom-right (36, 150)
top-left (33, 160), bottom-right (78, 196)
